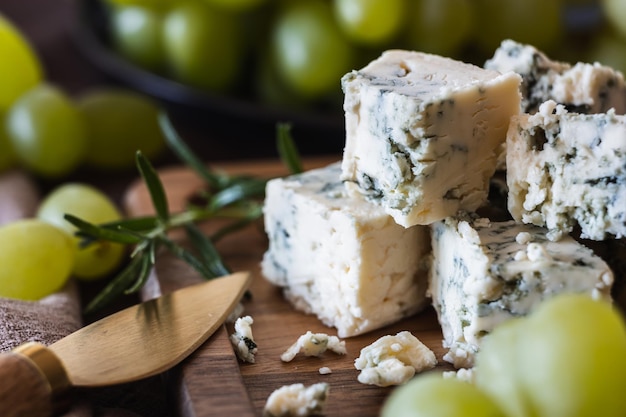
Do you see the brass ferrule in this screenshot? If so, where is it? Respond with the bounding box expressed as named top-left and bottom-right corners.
top-left (13, 342), bottom-right (71, 397)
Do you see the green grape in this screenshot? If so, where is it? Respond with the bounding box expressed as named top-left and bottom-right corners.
top-left (332, 0), bottom-right (407, 46)
top-left (162, 2), bottom-right (245, 92)
top-left (37, 183), bottom-right (126, 281)
top-left (110, 6), bottom-right (164, 71)
top-left (103, 0), bottom-right (177, 11)
top-left (0, 219), bottom-right (75, 300)
top-left (271, 0), bottom-right (354, 100)
top-left (0, 113), bottom-right (17, 171)
top-left (473, 318), bottom-right (532, 417)
top-left (602, 0), bottom-right (626, 40)
top-left (475, 294), bottom-right (626, 417)
top-left (201, 0), bottom-right (267, 13)
top-left (404, 0), bottom-right (474, 57)
top-left (254, 49), bottom-right (304, 107)
top-left (381, 373), bottom-right (507, 417)
top-left (0, 14), bottom-right (43, 113)
top-left (76, 89), bottom-right (166, 170)
top-left (473, 0), bottom-right (564, 54)
top-left (6, 83), bottom-right (87, 178)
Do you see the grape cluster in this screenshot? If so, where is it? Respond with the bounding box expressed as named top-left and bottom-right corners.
top-left (0, 182), bottom-right (126, 301)
top-left (382, 294), bottom-right (626, 417)
top-left (2, 83), bottom-right (167, 178)
top-left (103, 0), bottom-right (623, 108)
top-left (0, 12), bottom-right (167, 178)
top-left (0, 14), bottom-right (146, 300)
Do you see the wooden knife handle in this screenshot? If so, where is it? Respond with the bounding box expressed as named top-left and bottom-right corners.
top-left (0, 342), bottom-right (71, 417)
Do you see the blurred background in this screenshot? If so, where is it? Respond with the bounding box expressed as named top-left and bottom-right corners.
top-left (0, 0), bottom-right (624, 181)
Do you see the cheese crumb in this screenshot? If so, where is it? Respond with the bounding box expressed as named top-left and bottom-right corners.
top-left (515, 231), bottom-right (532, 245)
top-left (263, 383), bottom-right (329, 417)
top-left (280, 331), bottom-right (346, 362)
top-left (442, 367), bottom-right (475, 383)
top-left (229, 316), bottom-right (257, 363)
top-left (354, 331), bottom-right (437, 387)
top-left (318, 367), bottom-right (332, 375)
top-left (526, 242), bottom-right (552, 262)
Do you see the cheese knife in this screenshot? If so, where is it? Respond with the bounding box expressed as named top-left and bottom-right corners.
top-left (0, 271), bottom-right (251, 417)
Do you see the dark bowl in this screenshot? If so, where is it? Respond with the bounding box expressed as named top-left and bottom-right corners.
top-left (71, 0), bottom-right (346, 157)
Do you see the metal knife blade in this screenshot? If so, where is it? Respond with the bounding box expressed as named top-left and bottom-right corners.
top-left (0, 271), bottom-right (251, 417)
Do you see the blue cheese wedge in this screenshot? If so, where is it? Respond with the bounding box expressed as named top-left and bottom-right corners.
top-left (430, 215), bottom-right (614, 368)
top-left (280, 331), bottom-right (346, 362)
top-left (340, 49), bottom-right (521, 227)
top-left (263, 383), bottom-right (329, 417)
top-left (261, 162), bottom-right (430, 337)
top-left (507, 100), bottom-right (626, 241)
top-left (485, 39), bottom-right (626, 114)
top-left (354, 331), bottom-right (437, 387)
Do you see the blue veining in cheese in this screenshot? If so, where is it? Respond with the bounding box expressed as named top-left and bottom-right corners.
top-left (486, 39), bottom-right (626, 115)
top-left (507, 100), bottom-right (626, 241)
top-left (429, 215), bottom-right (613, 368)
top-left (340, 49), bottom-right (521, 227)
top-left (261, 162), bottom-right (430, 338)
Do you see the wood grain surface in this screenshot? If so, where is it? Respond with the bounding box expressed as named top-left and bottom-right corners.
top-left (123, 157), bottom-right (454, 417)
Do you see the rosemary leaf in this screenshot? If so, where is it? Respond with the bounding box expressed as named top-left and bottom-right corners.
top-left (125, 248), bottom-right (154, 294)
top-left (159, 235), bottom-right (216, 279)
top-left (100, 216), bottom-right (159, 232)
top-left (276, 122), bottom-right (303, 174)
top-left (212, 201), bottom-right (264, 220)
top-left (148, 236), bottom-right (157, 264)
top-left (136, 151), bottom-right (169, 223)
top-left (84, 254), bottom-right (145, 314)
top-left (185, 223), bottom-right (230, 277)
top-left (208, 178), bottom-right (267, 211)
top-left (159, 112), bottom-right (227, 189)
top-left (65, 214), bottom-right (143, 245)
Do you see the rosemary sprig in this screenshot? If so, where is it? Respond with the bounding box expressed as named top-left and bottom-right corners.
top-left (70, 115), bottom-right (303, 315)
top-left (276, 123), bottom-right (303, 174)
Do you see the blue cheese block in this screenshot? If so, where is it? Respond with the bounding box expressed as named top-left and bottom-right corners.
top-left (485, 39), bottom-right (626, 115)
top-left (341, 49), bottom-right (522, 227)
top-left (261, 162), bottom-right (430, 338)
top-left (507, 100), bottom-right (626, 241)
top-left (430, 215), bottom-right (613, 368)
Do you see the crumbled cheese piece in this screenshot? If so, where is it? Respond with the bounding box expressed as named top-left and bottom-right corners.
top-left (354, 331), bottom-right (437, 387)
top-left (229, 315), bottom-right (257, 363)
top-left (280, 331), bottom-right (346, 362)
top-left (263, 383), bottom-right (329, 417)
top-left (442, 368), bottom-right (475, 383)
top-left (318, 367), bottom-right (332, 375)
top-left (515, 232), bottom-right (532, 245)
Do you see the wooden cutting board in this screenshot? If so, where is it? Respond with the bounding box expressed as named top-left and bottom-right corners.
top-left (123, 157), bottom-right (454, 417)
